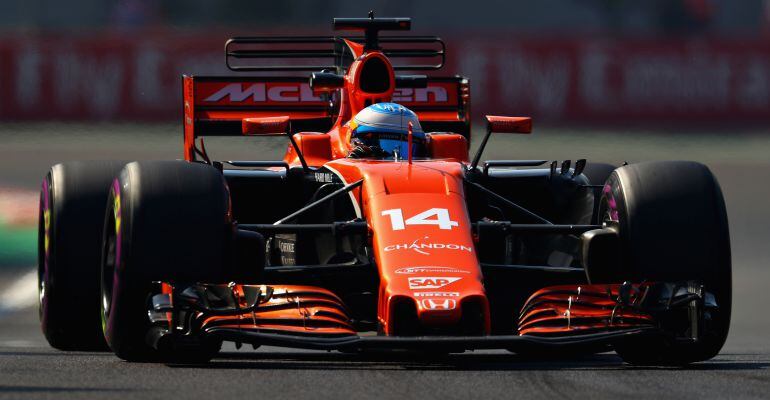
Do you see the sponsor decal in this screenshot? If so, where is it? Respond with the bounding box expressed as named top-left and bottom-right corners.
top-left (395, 266), bottom-right (470, 274)
top-left (274, 234), bottom-right (296, 266)
top-left (383, 236), bottom-right (472, 256)
top-left (413, 292), bottom-right (460, 297)
top-left (421, 299), bottom-right (457, 311)
top-left (408, 277), bottom-right (461, 290)
top-left (313, 172), bottom-right (336, 183)
top-left (392, 87), bottom-right (449, 103)
top-left (203, 83), bottom-right (322, 103)
top-left (278, 241), bottom-right (295, 253)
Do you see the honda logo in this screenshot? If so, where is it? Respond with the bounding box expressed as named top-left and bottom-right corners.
top-left (421, 299), bottom-right (457, 310)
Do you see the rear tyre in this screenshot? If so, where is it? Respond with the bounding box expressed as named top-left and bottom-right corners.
top-left (100, 161), bottom-right (232, 362)
top-left (38, 161), bottom-right (126, 351)
top-left (582, 162), bottom-right (616, 186)
top-left (599, 161), bottom-right (731, 365)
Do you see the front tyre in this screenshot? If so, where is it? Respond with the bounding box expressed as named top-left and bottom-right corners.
top-left (101, 161), bottom-right (232, 362)
top-left (600, 161), bottom-right (731, 365)
top-left (581, 162), bottom-right (617, 224)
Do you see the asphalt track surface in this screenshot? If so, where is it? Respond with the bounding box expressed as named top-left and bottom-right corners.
top-left (0, 123), bottom-right (769, 399)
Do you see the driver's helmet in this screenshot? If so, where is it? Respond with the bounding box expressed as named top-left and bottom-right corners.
top-left (348, 103), bottom-right (426, 158)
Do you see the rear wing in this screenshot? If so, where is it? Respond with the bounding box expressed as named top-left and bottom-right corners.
top-left (184, 25), bottom-right (469, 160)
top-left (182, 75), bottom-right (470, 161)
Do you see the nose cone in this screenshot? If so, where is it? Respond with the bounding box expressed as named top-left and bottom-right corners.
top-left (363, 162), bottom-right (489, 335)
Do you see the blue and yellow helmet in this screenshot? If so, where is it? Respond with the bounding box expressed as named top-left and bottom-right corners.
top-left (349, 103), bottom-right (426, 158)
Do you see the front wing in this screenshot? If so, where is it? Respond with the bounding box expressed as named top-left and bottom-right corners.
top-left (146, 281), bottom-right (715, 353)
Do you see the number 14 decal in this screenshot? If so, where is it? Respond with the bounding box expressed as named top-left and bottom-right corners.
top-left (381, 208), bottom-right (459, 230)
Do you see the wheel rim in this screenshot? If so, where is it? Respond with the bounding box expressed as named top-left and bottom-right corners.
top-left (599, 182), bottom-right (620, 226)
top-left (101, 180), bottom-right (122, 337)
top-left (101, 220), bottom-right (116, 333)
top-left (38, 178), bottom-right (51, 324)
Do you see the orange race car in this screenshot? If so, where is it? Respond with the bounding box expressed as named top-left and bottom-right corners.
top-left (38, 14), bottom-right (731, 365)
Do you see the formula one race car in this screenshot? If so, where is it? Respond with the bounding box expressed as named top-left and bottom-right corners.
top-left (38, 15), bottom-right (731, 365)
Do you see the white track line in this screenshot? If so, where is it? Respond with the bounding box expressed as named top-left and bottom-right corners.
top-left (0, 269), bottom-right (37, 316)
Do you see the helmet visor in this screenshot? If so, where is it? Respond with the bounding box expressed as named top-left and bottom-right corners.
top-left (355, 131), bottom-right (426, 158)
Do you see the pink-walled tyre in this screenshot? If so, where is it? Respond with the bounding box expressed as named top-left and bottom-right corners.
top-left (600, 161), bottom-right (731, 365)
top-left (100, 161), bottom-right (231, 362)
top-left (38, 161), bottom-right (126, 351)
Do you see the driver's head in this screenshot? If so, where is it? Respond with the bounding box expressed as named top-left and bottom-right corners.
top-left (348, 103), bottom-right (426, 158)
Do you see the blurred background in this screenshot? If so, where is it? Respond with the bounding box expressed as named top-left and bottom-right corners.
top-left (0, 0), bottom-right (768, 350)
top-left (0, 0), bottom-right (769, 122)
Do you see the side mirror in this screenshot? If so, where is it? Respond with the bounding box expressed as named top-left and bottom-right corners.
top-left (242, 116), bottom-right (290, 136)
top-left (485, 115), bottom-right (532, 134)
top-left (470, 115), bottom-right (533, 171)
